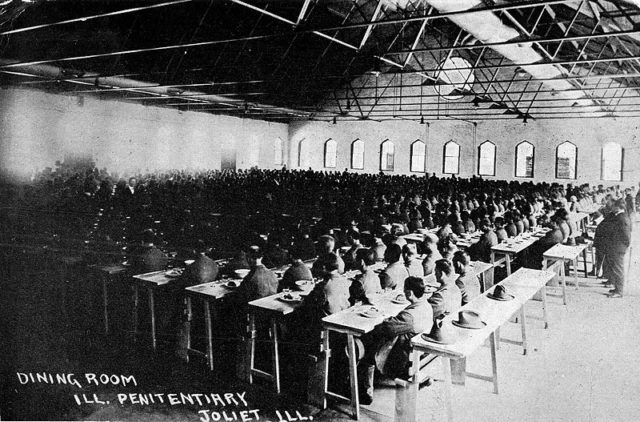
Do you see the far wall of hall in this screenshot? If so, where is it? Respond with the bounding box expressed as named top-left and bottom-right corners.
top-left (0, 86), bottom-right (637, 186)
top-left (0, 88), bottom-right (287, 180)
top-left (289, 117), bottom-right (640, 184)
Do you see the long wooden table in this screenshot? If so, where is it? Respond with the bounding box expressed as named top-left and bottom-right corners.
top-left (246, 291), bottom-right (309, 393)
top-left (400, 268), bottom-right (555, 422)
top-left (183, 278), bottom-right (244, 370)
top-left (320, 291), bottom-right (413, 420)
top-left (132, 270), bottom-right (176, 350)
top-left (88, 263), bottom-right (127, 335)
top-left (542, 243), bottom-right (588, 305)
top-left (490, 228), bottom-right (550, 276)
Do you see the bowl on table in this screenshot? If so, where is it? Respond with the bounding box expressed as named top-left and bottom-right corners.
top-left (235, 269), bottom-right (250, 278)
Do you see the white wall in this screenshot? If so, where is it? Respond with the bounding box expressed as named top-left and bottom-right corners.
top-left (0, 88), bottom-right (288, 180)
top-left (289, 117), bottom-right (640, 185)
top-left (0, 86), bottom-right (637, 186)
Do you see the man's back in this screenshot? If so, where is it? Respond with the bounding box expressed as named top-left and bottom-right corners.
top-left (240, 265), bottom-right (278, 303)
top-left (428, 283), bottom-right (462, 319)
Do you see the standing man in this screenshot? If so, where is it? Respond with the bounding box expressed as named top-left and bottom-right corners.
top-left (603, 199), bottom-right (632, 298)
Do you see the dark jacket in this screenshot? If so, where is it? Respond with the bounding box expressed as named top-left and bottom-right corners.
top-left (280, 260), bottom-right (313, 292)
top-left (237, 264), bottom-right (278, 303)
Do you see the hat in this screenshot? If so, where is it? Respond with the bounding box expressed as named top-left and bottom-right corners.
top-left (452, 310), bottom-right (486, 329)
top-left (421, 316), bottom-right (456, 345)
top-left (487, 285), bottom-right (515, 301)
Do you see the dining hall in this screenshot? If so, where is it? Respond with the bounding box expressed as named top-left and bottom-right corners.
top-left (1, 0), bottom-right (640, 421)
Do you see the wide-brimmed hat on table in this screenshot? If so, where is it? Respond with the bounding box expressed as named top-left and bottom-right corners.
top-left (421, 316), bottom-right (456, 344)
top-left (487, 285), bottom-right (515, 301)
top-left (452, 310), bottom-right (486, 329)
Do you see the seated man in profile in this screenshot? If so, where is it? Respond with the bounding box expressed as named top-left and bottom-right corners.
top-left (428, 259), bottom-right (462, 319)
top-left (342, 231), bottom-right (366, 272)
top-left (280, 247), bottom-right (313, 292)
top-left (311, 235), bottom-right (345, 277)
top-left (357, 276), bottom-right (433, 405)
top-left (420, 233), bottom-right (442, 275)
top-left (379, 244), bottom-right (409, 291)
top-left (402, 243), bottom-right (424, 277)
top-left (452, 250), bottom-right (481, 306)
top-left (349, 248), bottom-right (382, 305)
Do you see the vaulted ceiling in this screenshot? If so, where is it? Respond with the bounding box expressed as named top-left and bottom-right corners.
top-left (1, 0), bottom-right (639, 122)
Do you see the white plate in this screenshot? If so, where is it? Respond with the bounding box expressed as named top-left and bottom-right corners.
top-left (279, 293), bottom-right (302, 303)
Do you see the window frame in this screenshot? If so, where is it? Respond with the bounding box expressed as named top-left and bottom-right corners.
top-left (379, 139), bottom-right (395, 172)
top-left (324, 138), bottom-right (337, 169)
top-left (442, 140), bottom-right (460, 175)
top-left (274, 137), bottom-right (284, 166)
top-left (351, 138), bottom-right (365, 170)
top-left (514, 141), bottom-right (535, 178)
top-left (410, 140), bottom-right (427, 173)
top-left (601, 142), bottom-right (624, 182)
top-left (555, 141), bottom-right (578, 180)
top-left (477, 140), bottom-right (496, 176)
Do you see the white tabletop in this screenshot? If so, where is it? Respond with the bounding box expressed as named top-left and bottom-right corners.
top-left (543, 243), bottom-right (587, 261)
top-left (185, 278), bottom-right (244, 300)
top-left (411, 268), bottom-right (555, 359)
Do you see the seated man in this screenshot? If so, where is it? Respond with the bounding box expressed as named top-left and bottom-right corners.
top-left (236, 246), bottom-right (279, 303)
top-left (280, 246), bottom-right (313, 292)
top-left (129, 229), bottom-right (168, 274)
top-left (452, 250), bottom-right (481, 305)
top-left (428, 259), bottom-right (462, 319)
top-left (349, 248), bottom-right (382, 305)
top-left (311, 235), bottom-right (345, 277)
top-left (528, 218), bottom-right (564, 269)
top-left (342, 231), bottom-right (366, 272)
top-left (421, 233), bottom-right (442, 275)
top-left (468, 219), bottom-right (497, 263)
top-left (437, 234), bottom-right (458, 262)
top-left (379, 244), bottom-right (409, 291)
top-left (402, 243), bottom-right (424, 277)
top-left (371, 231), bottom-right (387, 262)
top-left (293, 231), bottom-right (316, 261)
top-left (358, 276), bottom-right (433, 404)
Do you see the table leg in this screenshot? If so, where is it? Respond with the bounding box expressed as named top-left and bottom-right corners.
top-left (505, 254), bottom-right (512, 276)
top-left (270, 317), bottom-right (281, 394)
top-left (520, 305), bottom-right (528, 355)
top-left (102, 276), bottom-right (109, 335)
top-left (185, 297), bottom-right (192, 363)
top-left (560, 260), bottom-right (567, 305)
top-left (322, 330), bottom-right (330, 410)
top-left (248, 312), bottom-right (256, 384)
top-left (573, 258), bottom-right (579, 290)
top-left (441, 357), bottom-right (454, 422)
top-left (582, 249), bottom-right (589, 279)
top-left (489, 331), bottom-right (499, 394)
top-left (541, 286), bottom-right (549, 329)
top-left (450, 358), bottom-right (466, 386)
top-left (346, 334), bottom-right (360, 420)
top-left (132, 284), bottom-right (139, 343)
top-left (148, 287), bottom-right (156, 351)
top-left (204, 301), bottom-right (214, 371)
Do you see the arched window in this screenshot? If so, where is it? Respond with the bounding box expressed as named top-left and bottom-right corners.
top-left (274, 138), bottom-right (284, 166)
top-left (515, 141), bottom-right (535, 178)
top-left (380, 140), bottom-right (395, 171)
top-left (324, 138), bottom-right (337, 168)
top-left (410, 140), bottom-right (426, 172)
top-left (478, 141), bottom-right (496, 176)
top-left (351, 139), bottom-right (365, 170)
top-left (297, 139), bottom-right (306, 168)
top-left (602, 142), bottom-right (623, 181)
top-left (556, 141), bottom-right (577, 179)
top-left (443, 141), bottom-right (460, 174)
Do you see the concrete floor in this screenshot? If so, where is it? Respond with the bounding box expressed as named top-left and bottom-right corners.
top-left (3, 228), bottom-right (640, 422)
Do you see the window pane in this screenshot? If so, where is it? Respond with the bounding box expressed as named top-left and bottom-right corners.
top-left (381, 141), bottom-right (395, 171)
top-left (556, 142), bottom-right (576, 179)
top-left (298, 140), bottom-right (307, 167)
top-left (478, 142), bottom-right (496, 176)
top-left (443, 142), bottom-right (460, 174)
top-left (274, 138), bottom-right (283, 165)
top-left (602, 142), bottom-right (623, 181)
top-left (351, 140), bottom-right (364, 169)
top-left (515, 142), bottom-right (534, 178)
top-left (411, 141), bottom-right (426, 172)
top-left (324, 139), bottom-right (337, 168)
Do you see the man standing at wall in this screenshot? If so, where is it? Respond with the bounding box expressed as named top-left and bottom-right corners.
top-left (602, 199), bottom-right (632, 298)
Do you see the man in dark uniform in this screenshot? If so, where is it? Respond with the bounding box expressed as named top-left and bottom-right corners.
top-left (602, 199), bottom-right (632, 298)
